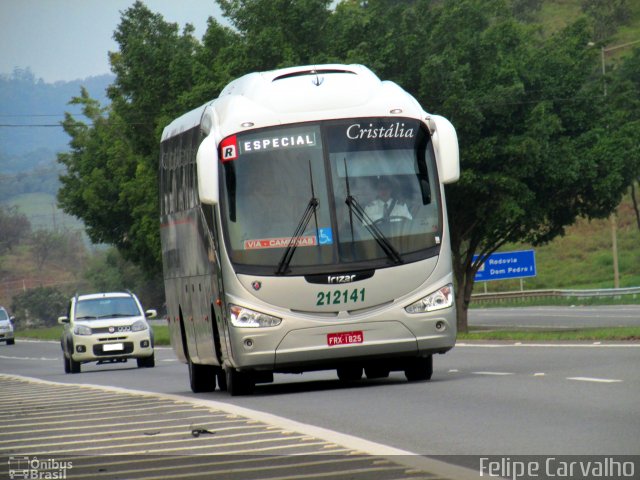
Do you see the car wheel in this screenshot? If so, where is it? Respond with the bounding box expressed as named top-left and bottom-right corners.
top-left (337, 365), bottom-right (363, 382)
top-left (69, 357), bottom-right (81, 374)
top-left (6, 338), bottom-right (15, 345)
top-left (63, 355), bottom-right (71, 374)
top-left (404, 355), bottom-right (433, 382)
top-left (225, 368), bottom-right (255, 396)
top-left (137, 352), bottom-right (155, 368)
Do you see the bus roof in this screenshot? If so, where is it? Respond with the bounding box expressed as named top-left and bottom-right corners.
top-left (161, 64), bottom-right (425, 142)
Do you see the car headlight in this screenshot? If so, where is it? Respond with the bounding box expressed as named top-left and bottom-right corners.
top-left (230, 305), bottom-right (281, 328)
top-left (405, 284), bottom-right (454, 314)
top-left (131, 320), bottom-right (148, 332)
top-left (73, 324), bottom-right (92, 335)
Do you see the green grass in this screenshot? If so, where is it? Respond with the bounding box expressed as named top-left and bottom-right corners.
top-left (17, 324), bottom-right (171, 346)
top-left (459, 327), bottom-right (640, 342)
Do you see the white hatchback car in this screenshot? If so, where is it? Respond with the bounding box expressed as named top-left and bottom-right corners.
top-left (0, 306), bottom-right (15, 345)
top-left (59, 292), bottom-right (157, 373)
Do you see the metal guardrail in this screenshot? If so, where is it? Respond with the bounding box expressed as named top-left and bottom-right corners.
top-left (472, 286), bottom-right (640, 302)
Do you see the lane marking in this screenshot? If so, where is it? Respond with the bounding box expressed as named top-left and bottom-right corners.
top-left (0, 355), bottom-right (58, 360)
top-left (472, 371), bottom-right (513, 376)
top-left (567, 377), bottom-right (623, 383)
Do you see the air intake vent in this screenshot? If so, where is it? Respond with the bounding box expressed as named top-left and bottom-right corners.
top-left (273, 69), bottom-right (356, 82)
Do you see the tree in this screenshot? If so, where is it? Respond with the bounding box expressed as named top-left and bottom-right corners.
top-left (581, 0), bottom-right (631, 42)
top-left (218, 0), bottom-right (333, 70)
top-left (57, 89), bottom-right (153, 266)
top-left (58, 1), bottom-right (204, 274)
top-left (417, 4), bottom-right (632, 331)
top-left (606, 46), bottom-right (640, 230)
top-left (0, 205), bottom-right (31, 253)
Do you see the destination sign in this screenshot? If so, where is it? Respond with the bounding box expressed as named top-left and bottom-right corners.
top-left (240, 132), bottom-right (317, 154)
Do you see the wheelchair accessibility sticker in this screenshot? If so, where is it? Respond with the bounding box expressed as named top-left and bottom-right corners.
top-left (318, 228), bottom-right (333, 245)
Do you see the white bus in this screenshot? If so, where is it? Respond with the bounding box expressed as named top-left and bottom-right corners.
top-left (160, 64), bottom-right (459, 395)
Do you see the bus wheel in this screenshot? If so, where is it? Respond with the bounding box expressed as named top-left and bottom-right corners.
top-left (404, 355), bottom-right (433, 382)
top-left (337, 365), bottom-right (363, 382)
top-left (364, 366), bottom-right (390, 379)
top-left (189, 361), bottom-right (217, 393)
top-left (225, 368), bottom-right (255, 396)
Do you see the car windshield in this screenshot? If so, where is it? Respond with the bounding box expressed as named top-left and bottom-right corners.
top-left (75, 297), bottom-right (141, 320)
top-left (0, 309), bottom-right (8, 321)
top-left (219, 117), bottom-right (442, 275)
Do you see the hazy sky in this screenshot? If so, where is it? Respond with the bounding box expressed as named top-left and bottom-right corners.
top-left (0, 0), bottom-right (224, 83)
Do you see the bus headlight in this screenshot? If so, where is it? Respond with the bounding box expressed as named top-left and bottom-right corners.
top-left (405, 284), bottom-right (454, 314)
top-left (229, 305), bottom-right (281, 328)
top-left (73, 324), bottom-right (92, 335)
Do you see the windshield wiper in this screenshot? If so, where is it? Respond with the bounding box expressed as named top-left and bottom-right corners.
top-left (76, 315), bottom-right (97, 320)
top-left (275, 197), bottom-right (319, 275)
top-left (342, 158), bottom-right (402, 265)
top-left (344, 195), bottom-right (403, 265)
top-left (276, 162), bottom-right (320, 275)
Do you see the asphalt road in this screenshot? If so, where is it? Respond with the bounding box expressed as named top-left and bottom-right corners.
top-left (2, 335), bottom-right (638, 459)
top-left (468, 305), bottom-right (640, 329)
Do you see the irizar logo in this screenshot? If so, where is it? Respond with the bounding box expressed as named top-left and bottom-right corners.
top-left (327, 274), bottom-right (356, 284)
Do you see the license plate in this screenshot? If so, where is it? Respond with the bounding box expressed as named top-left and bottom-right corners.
top-left (103, 343), bottom-right (124, 352)
top-left (327, 331), bottom-right (363, 347)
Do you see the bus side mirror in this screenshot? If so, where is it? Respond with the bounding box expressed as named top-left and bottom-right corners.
top-left (428, 115), bottom-right (460, 184)
top-left (197, 135), bottom-right (220, 204)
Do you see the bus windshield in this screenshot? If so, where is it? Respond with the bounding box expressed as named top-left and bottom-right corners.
top-left (219, 118), bottom-right (441, 275)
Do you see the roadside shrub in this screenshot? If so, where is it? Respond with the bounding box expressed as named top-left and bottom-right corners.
top-left (11, 286), bottom-right (68, 327)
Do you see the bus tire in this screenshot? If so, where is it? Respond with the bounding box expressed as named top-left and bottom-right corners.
top-left (226, 368), bottom-right (255, 396)
top-left (337, 365), bottom-right (363, 382)
top-left (189, 360), bottom-right (217, 393)
top-left (364, 366), bottom-right (390, 379)
top-left (404, 355), bottom-right (433, 382)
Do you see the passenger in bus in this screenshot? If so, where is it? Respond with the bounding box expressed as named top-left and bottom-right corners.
top-left (364, 176), bottom-right (412, 223)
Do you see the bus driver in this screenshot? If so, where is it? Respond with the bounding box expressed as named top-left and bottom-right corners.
top-left (364, 176), bottom-right (412, 224)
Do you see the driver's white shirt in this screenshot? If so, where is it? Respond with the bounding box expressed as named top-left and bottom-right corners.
top-left (364, 198), bottom-right (412, 222)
